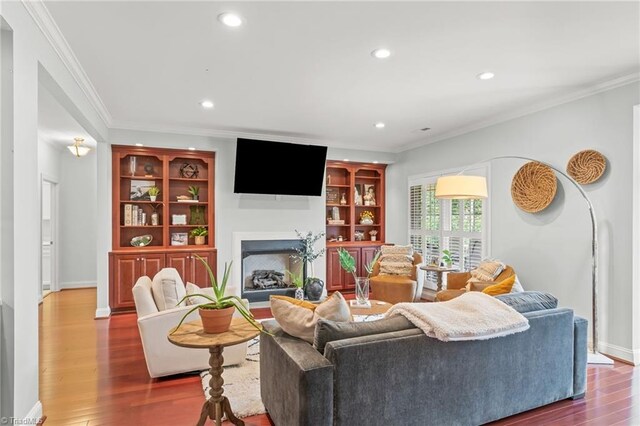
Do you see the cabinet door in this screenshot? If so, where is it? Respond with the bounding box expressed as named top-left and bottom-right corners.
top-left (361, 247), bottom-right (379, 276)
top-left (343, 248), bottom-right (361, 289)
top-left (166, 252), bottom-right (190, 284)
top-left (112, 254), bottom-right (140, 310)
top-left (141, 253), bottom-right (165, 278)
top-left (326, 248), bottom-right (344, 291)
top-left (191, 251), bottom-right (216, 288)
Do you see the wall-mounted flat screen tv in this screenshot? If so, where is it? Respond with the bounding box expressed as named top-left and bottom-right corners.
top-left (233, 138), bottom-right (328, 196)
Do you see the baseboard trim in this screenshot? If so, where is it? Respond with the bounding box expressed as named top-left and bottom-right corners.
top-left (95, 306), bottom-right (111, 318)
top-left (25, 400), bottom-right (42, 422)
top-left (596, 341), bottom-right (639, 365)
top-left (60, 281), bottom-right (97, 289)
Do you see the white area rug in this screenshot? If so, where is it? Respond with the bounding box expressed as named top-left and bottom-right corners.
top-left (200, 337), bottom-right (265, 419)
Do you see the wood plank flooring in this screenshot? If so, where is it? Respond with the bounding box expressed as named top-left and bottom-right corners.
top-left (40, 289), bottom-right (639, 425)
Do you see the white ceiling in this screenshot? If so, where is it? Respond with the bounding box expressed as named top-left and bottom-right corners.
top-left (38, 85), bottom-right (97, 149)
top-left (44, 1), bottom-right (639, 152)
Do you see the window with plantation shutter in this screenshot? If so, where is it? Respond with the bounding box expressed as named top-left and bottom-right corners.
top-left (408, 167), bottom-right (489, 292)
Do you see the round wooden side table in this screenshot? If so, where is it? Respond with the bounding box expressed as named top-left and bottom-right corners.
top-left (349, 299), bottom-right (392, 316)
top-left (168, 317), bottom-right (261, 426)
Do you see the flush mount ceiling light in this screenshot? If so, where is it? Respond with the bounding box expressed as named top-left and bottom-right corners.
top-left (218, 12), bottom-right (243, 27)
top-left (200, 100), bottom-right (214, 109)
top-left (374, 122), bottom-right (386, 129)
top-left (188, 147), bottom-right (196, 151)
top-left (371, 48), bottom-right (391, 59)
top-left (476, 71), bottom-right (495, 80)
top-left (135, 143), bottom-right (143, 147)
top-left (67, 137), bottom-right (90, 157)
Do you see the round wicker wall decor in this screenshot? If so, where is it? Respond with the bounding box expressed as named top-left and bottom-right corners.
top-left (566, 149), bottom-right (606, 185)
top-left (511, 162), bottom-right (557, 213)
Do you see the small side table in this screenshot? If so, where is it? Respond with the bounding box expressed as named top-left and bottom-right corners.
top-left (349, 299), bottom-right (392, 316)
top-left (168, 317), bottom-right (261, 426)
top-left (420, 265), bottom-right (459, 292)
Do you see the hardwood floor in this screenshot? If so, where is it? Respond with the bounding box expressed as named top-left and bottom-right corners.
top-left (40, 289), bottom-right (639, 425)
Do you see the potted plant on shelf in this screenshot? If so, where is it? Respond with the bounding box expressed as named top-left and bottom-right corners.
top-left (286, 269), bottom-right (305, 300)
top-left (190, 226), bottom-right (208, 245)
top-left (337, 248), bottom-right (380, 305)
top-left (188, 185), bottom-right (200, 201)
top-left (148, 186), bottom-right (160, 202)
top-left (172, 256), bottom-right (262, 334)
top-left (294, 230), bottom-right (326, 301)
top-left (360, 210), bottom-right (374, 225)
top-left (369, 230), bottom-right (378, 241)
top-left (442, 249), bottom-right (453, 268)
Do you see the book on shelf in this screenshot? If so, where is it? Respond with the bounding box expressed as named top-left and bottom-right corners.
top-left (177, 199), bottom-right (199, 203)
top-left (124, 204), bottom-right (132, 226)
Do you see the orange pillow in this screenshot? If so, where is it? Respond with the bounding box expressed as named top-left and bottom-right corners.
top-left (482, 275), bottom-right (516, 296)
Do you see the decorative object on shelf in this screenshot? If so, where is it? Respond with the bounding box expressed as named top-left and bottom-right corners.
top-left (332, 206), bottom-right (340, 221)
top-left (441, 249), bottom-right (453, 267)
top-left (337, 248), bottom-right (380, 305)
top-left (190, 226), bottom-right (208, 245)
top-left (364, 184), bottom-right (376, 206)
top-left (151, 204), bottom-right (160, 226)
top-left (429, 255), bottom-right (439, 266)
top-left (130, 179), bottom-right (155, 201)
top-left (326, 187), bottom-right (339, 204)
top-left (354, 230), bottom-right (365, 241)
top-left (188, 185), bottom-right (200, 201)
top-left (566, 149), bottom-right (607, 185)
top-left (148, 186), bottom-right (160, 202)
top-left (171, 214), bottom-right (187, 225)
top-left (305, 278), bottom-right (324, 301)
top-left (434, 155), bottom-right (612, 365)
top-left (294, 230), bottom-right (326, 301)
top-left (326, 175), bottom-right (331, 185)
top-left (143, 163), bottom-right (155, 177)
top-left (286, 270), bottom-right (305, 300)
top-left (179, 163), bottom-right (200, 179)
top-left (337, 235), bottom-right (344, 242)
top-left (171, 232), bottom-right (188, 246)
top-left (189, 205), bottom-right (206, 225)
top-left (67, 137), bottom-right (91, 157)
top-left (340, 193), bottom-right (347, 205)
top-left (327, 219), bottom-right (345, 225)
top-left (359, 210), bottom-right (374, 225)
top-left (511, 161), bottom-right (557, 213)
top-left (176, 195), bottom-right (197, 203)
top-left (129, 156), bottom-right (137, 176)
top-left (130, 234), bottom-right (153, 247)
top-left (173, 258), bottom-right (262, 334)
top-left (369, 230), bottom-right (378, 241)
top-left (354, 183), bottom-right (363, 205)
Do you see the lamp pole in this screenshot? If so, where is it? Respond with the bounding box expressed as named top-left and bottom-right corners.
top-left (457, 156), bottom-right (610, 363)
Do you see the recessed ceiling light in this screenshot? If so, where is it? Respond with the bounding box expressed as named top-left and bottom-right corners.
top-left (476, 71), bottom-right (495, 80)
top-left (135, 143), bottom-right (143, 147)
top-left (200, 100), bottom-right (214, 109)
top-left (373, 161), bottom-right (379, 164)
top-left (343, 159), bottom-right (350, 162)
top-left (374, 122), bottom-right (386, 129)
top-left (371, 48), bottom-right (391, 59)
top-left (188, 147), bottom-right (196, 151)
top-left (218, 12), bottom-right (243, 27)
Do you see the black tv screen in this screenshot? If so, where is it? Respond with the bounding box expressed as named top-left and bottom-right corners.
top-left (233, 138), bottom-right (328, 196)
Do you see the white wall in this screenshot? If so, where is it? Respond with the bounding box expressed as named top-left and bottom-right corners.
top-left (37, 138), bottom-right (59, 180)
top-left (387, 82), bottom-right (640, 361)
top-left (0, 2), bottom-right (108, 418)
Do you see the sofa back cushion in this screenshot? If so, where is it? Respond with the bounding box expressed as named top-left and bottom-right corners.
top-left (132, 276), bottom-right (158, 317)
top-left (496, 291), bottom-right (558, 313)
top-left (314, 316), bottom-right (414, 353)
top-left (270, 292), bottom-right (351, 343)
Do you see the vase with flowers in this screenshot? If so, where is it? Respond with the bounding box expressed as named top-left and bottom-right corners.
top-left (360, 211), bottom-right (374, 225)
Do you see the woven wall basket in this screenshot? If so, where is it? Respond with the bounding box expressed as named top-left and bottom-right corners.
top-left (511, 162), bottom-right (557, 213)
top-left (566, 149), bottom-right (606, 185)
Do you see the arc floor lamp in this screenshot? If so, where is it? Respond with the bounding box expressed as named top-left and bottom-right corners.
top-left (435, 155), bottom-right (613, 365)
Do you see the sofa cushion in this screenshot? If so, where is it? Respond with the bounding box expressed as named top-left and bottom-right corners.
top-left (314, 316), bottom-right (414, 353)
top-left (379, 245), bottom-right (414, 275)
top-left (184, 282), bottom-right (216, 305)
top-left (151, 277), bottom-right (187, 311)
top-left (470, 259), bottom-right (506, 282)
top-left (270, 292), bottom-right (351, 343)
top-left (482, 275), bottom-right (516, 296)
top-left (496, 291), bottom-right (558, 313)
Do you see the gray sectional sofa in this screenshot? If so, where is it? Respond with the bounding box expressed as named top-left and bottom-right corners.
top-left (260, 293), bottom-right (588, 426)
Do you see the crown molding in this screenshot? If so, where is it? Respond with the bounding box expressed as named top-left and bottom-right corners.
top-left (22, 0), bottom-right (113, 127)
top-left (399, 71), bottom-right (640, 152)
top-left (110, 120), bottom-right (396, 153)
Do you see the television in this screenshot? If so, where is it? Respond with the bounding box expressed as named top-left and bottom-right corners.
top-left (233, 138), bottom-right (328, 196)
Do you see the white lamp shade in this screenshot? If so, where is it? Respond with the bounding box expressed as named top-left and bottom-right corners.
top-left (67, 144), bottom-right (91, 157)
top-left (435, 175), bottom-right (488, 199)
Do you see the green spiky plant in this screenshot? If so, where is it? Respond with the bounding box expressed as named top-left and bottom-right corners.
top-left (188, 185), bottom-right (200, 199)
top-left (189, 226), bottom-right (208, 237)
top-left (337, 248), bottom-right (380, 282)
top-left (148, 186), bottom-right (160, 197)
top-left (286, 269), bottom-right (304, 289)
top-left (171, 255), bottom-right (262, 334)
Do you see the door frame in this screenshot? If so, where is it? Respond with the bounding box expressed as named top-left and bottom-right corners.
top-left (40, 173), bottom-right (59, 297)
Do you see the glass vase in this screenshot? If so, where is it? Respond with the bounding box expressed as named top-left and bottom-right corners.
top-left (129, 156), bottom-right (137, 176)
top-left (355, 278), bottom-right (370, 305)
top-left (294, 287), bottom-right (305, 300)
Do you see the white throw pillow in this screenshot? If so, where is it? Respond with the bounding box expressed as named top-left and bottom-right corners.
top-left (185, 282), bottom-right (216, 305)
top-left (510, 275), bottom-right (525, 293)
top-left (151, 277), bottom-right (187, 311)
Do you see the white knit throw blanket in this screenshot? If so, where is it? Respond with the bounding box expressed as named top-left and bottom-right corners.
top-left (386, 292), bottom-right (529, 341)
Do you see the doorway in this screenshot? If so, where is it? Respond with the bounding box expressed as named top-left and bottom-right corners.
top-left (41, 177), bottom-right (58, 300)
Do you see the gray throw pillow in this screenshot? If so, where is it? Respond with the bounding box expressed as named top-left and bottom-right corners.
top-left (314, 316), bottom-right (414, 354)
top-left (496, 291), bottom-right (558, 313)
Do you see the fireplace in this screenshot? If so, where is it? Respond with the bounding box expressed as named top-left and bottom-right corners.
top-left (241, 239), bottom-right (306, 303)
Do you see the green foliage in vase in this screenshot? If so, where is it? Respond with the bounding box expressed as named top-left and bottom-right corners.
top-left (337, 247), bottom-right (358, 283)
top-left (442, 249), bottom-right (452, 266)
top-left (148, 186), bottom-right (160, 196)
top-left (363, 250), bottom-right (381, 278)
top-left (189, 226), bottom-right (208, 237)
top-left (293, 230), bottom-right (325, 278)
top-left (286, 269), bottom-right (304, 289)
top-left (188, 186), bottom-right (200, 198)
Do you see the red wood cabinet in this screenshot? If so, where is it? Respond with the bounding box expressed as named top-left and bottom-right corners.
top-left (166, 250), bottom-right (216, 288)
top-left (110, 253), bottom-right (166, 311)
top-left (326, 245), bottom-right (380, 292)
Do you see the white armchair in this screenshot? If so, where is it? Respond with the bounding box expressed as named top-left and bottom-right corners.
top-left (133, 268), bottom-right (248, 378)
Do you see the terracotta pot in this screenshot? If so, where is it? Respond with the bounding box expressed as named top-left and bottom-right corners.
top-left (194, 235), bottom-right (205, 245)
top-left (199, 306), bottom-right (235, 333)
